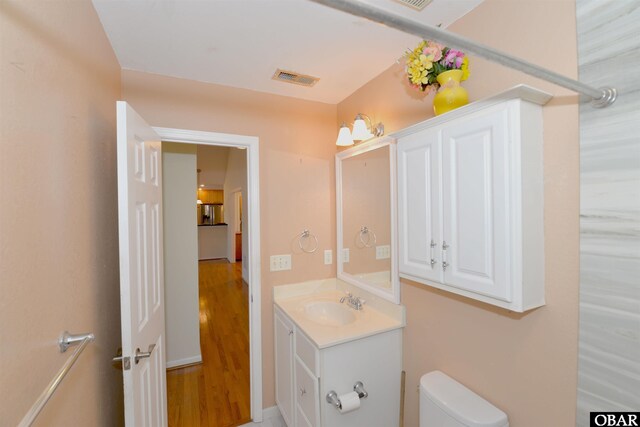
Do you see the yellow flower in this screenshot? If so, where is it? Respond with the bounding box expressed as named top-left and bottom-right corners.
top-left (404, 42), bottom-right (435, 88)
top-left (461, 57), bottom-right (470, 81)
top-left (419, 54), bottom-right (434, 70)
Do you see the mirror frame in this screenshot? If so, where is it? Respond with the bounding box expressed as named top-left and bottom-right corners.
top-left (336, 137), bottom-right (399, 304)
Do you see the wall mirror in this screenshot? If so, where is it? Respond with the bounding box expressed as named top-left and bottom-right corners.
top-left (336, 137), bottom-right (399, 303)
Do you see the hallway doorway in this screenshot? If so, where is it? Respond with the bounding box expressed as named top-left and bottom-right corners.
top-left (155, 126), bottom-right (263, 424)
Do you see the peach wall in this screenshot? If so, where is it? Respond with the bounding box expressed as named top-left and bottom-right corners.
top-left (338, 1), bottom-right (580, 426)
top-left (0, 1), bottom-right (123, 425)
top-left (120, 70), bottom-right (338, 408)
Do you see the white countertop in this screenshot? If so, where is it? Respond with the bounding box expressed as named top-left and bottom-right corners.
top-left (273, 278), bottom-right (405, 349)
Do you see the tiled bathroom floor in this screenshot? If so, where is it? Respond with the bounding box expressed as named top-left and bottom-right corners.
top-left (238, 406), bottom-right (286, 427)
top-left (240, 415), bottom-right (286, 427)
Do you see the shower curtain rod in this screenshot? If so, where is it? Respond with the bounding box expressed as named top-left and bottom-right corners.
top-left (310, 0), bottom-right (617, 108)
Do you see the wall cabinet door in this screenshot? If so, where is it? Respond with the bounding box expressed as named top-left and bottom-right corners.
top-left (397, 128), bottom-right (443, 284)
top-left (274, 309), bottom-right (295, 426)
top-left (441, 105), bottom-right (512, 302)
top-left (198, 189), bottom-right (224, 204)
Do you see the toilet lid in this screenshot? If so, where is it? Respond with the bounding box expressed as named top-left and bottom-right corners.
top-left (421, 371), bottom-right (509, 427)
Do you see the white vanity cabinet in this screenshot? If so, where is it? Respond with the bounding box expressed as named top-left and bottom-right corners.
top-left (396, 86), bottom-right (551, 312)
top-left (275, 308), bottom-right (296, 426)
top-left (274, 305), bottom-right (402, 427)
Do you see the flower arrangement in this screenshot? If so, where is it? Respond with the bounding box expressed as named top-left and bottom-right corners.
top-left (404, 40), bottom-right (470, 93)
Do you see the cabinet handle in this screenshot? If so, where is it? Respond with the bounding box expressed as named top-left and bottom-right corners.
top-left (430, 240), bottom-right (437, 267)
top-left (299, 386), bottom-right (306, 396)
top-left (442, 241), bottom-right (449, 272)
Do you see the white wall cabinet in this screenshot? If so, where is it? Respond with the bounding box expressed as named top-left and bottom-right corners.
top-left (274, 306), bottom-right (402, 427)
top-left (396, 86), bottom-right (550, 312)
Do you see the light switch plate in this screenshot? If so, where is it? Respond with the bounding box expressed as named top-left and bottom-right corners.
top-left (342, 248), bottom-right (350, 263)
top-left (376, 245), bottom-right (391, 260)
top-left (270, 254), bottom-right (292, 271)
top-left (324, 249), bottom-right (332, 265)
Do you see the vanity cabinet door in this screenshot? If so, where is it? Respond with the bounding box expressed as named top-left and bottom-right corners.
top-left (397, 127), bottom-right (443, 285)
top-left (274, 309), bottom-right (295, 427)
top-left (441, 104), bottom-right (512, 302)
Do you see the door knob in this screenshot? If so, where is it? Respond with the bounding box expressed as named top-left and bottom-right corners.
top-left (112, 347), bottom-right (131, 370)
top-left (135, 344), bottom-right (156, 364)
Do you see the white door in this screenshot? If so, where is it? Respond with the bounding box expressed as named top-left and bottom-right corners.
top-left (397, 128), bottom-right (443, 284)
top-left (441, 105), bottom-right (512, 302)
top-left (116, 101), bottom-right (168, 426)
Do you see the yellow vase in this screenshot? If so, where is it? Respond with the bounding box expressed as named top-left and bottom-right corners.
top-left (433, 69), bottom-right (469, 116)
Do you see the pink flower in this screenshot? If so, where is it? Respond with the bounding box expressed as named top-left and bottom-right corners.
top-left (443, 49), bottom-right (465, 68)
top-left (423, 46), bottom-right (443, 61)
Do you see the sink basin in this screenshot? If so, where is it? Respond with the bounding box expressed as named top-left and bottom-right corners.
top-left (303, 301), bottom-right (356, 326)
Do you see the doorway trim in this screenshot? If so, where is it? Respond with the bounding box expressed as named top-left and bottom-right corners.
top-left (154, 127), bottom-right (263, 422)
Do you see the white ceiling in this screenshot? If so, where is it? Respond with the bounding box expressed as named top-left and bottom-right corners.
top-left (92, 0), bottom-right (483, 104)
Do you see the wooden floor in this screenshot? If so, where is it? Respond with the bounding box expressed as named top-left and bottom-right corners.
top-left (167, 260), bottom-right (251, 427)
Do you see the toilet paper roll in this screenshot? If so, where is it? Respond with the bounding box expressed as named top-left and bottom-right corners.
top-left (338, 391), bottom-right (361, 414)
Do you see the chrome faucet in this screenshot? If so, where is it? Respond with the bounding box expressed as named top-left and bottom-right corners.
top-left (340, 292), bottom-right (366, 311)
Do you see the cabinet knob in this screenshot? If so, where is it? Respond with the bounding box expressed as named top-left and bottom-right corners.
top-left (429, 240), bottom-right (438, 268)
top-left (288, 329), bottom-right (294, 336)
top-left (442, 241), bottom-right (449, 271)
top-left (299, 386), bottom-right (306, 396)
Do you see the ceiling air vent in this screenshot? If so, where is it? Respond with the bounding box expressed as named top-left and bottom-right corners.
top-left (272, 69), bottom-right (319, 87)
top-left (393, 0), bottom-right (432, 11)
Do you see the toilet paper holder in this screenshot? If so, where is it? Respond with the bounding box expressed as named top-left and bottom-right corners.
top-left (326, 381), bottom-right (368, 409)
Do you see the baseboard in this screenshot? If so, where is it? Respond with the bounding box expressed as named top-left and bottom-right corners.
top-left (166, 354), bottom-right (202, 369)
top-left (198, 257), bottom-right (228, 262)
top-left (237, 406), bottom-right (281, 426)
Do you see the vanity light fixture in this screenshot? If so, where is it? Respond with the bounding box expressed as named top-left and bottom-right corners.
top-left (335, 113), bottom-right (384, 146)
top-left (336, 123), bottom-right (354, 146)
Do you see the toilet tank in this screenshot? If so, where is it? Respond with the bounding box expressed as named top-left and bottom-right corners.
top-left (420, 371), bottom-right (509, 427)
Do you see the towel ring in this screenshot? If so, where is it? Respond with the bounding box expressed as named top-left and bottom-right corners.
top-left (359, 226), bottom-right (377, 248)
top-left (299, 229), bottom-right (319, 253)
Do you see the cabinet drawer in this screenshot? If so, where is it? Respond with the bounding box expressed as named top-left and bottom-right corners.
top-left (295, 330), bottom-right (318, 375)
top-left (295, 356), bottom-right (319, 426)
